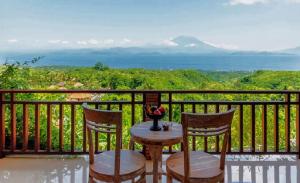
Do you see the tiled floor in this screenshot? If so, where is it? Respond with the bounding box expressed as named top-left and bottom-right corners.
top-left (0, 154), bottom-right (300, 183)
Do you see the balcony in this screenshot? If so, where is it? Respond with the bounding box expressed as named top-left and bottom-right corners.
top-left (1, 155), bottom-right (300, 182)
top-left (0, 89), bottom-right (300, 182)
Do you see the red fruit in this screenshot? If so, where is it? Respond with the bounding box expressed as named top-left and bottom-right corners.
top-left (153, 109), bottom-right (162, 115)
top-left (158, 106), bottom-right (165, 113)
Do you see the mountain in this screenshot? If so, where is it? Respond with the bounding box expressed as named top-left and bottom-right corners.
top-left (95, 36), bottom-right (228, 54)
top-left (281, 46), bottom-right (300, 55)
top-left (170, 36), bottom-right (226, 53)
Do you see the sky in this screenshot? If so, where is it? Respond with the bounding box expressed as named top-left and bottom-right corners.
top-left (1, 0), bottom-right (300, 51)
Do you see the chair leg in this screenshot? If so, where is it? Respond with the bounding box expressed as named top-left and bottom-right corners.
top-left (129, 138), bottom-right (134, 150)
top-left (135, 172), bottom-right (146, 183)
top-left (167, 173), bottom-right (172, 183)
top-left (88, 175), bottom-right (95, 183)
top-left (141, 172), bottom-right (146, 183)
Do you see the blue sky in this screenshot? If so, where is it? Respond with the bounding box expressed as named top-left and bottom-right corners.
top-left (1, 0), bottom-right (300, 51)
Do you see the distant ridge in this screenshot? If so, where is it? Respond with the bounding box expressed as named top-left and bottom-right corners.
top-left (281, 46), bottom-right (300, 55)
top-left (1, 35), bottom-right (300, 68)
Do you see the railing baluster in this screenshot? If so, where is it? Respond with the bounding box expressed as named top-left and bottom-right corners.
top-left (251, 165), bottom-right (256, 183)
top-left (251, 104), bottom-right (255, 153)
top-left (238, 165), bottom-right (243, 183)
top-left (168, 92), bottom-right (172, 121)
top-left (83, 107), bottom-right (86, 153)
top-left (227, 164), bottom-right (232, 183)
top-left (59, 104), bottom-right (64, 152)
top-left (131, 93), bottom-right (135, 127)
top-left (22, 104), bottom-right (29, 152)
top-left (274, 164), bottom-right (279, 183)
top-left (71, 104), bottom-right (75, 152)
top-left (274, 104), bottom-right (279, 152)
top-left (168, 93), bottom-right (173, 153)
top-left (10, 93), bottom-right (16, 152)
top-left (0, 93), bottom-right (5, 157)
top-left (47, 104), bottom-right (52, 152)
top-left (107, 104), bottom-right (111, 151)
top-left (180, 103), bottom-right (184, 152)
top-left (192, 104), bottom-right (196, 151)
top-left (35, 104), bottom-right (40, 152)
top-left (95, 104), bottom-right (99, 153)
top-left (227, 104), bottom-right (232, 153)
top-left (215, 104), bottom-right (220, 152)
top-left (285, 93), bottom-right (291, 152)
top-left (131, 93), bottom-right (135, 151)
top-left (119, 104), bottom-right (123, 149)
top-left (263, 165), bottom-right (268, 183)
top-left (204, 104), bottom-right (208, 152)
top-left (286, 165), bottom-right (291, 183)
top-left (180, 103), bottom-right (184, 113)
top-left (262, 104), bottom-right (267, 152)
top-left (239, 104), bottom-right (244, 153)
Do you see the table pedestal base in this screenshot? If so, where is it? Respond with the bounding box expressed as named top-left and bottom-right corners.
top-left (149, 145), bottom-right (163, 183)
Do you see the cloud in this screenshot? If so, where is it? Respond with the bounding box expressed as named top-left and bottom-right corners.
top-left (76, 39), bottom-right (114, 46)
top-left (48, 40), bottom-right (69, 44)
top-left (229, 0), bottom-right (269, 5)
top-left (48, 40), bottom-right (61, 44)
top-left (88, 39), bottom-right (99, 45)
top-left (162, 39), bottom-right (178, 47)
top-left (103, 39), bottom-right (114, 45)
top-left (77, 41), bottom-right (88, 45)
top-left (203, 41), bottom-right (239, 50)
top-left (61, 41), bottom-right (69, 44)
top-left (120, 38), bottom-right (132, 45)
top-left (287, 0), bottom-right (300, 3)
top-left (7, 39), bottom-right (18, 43)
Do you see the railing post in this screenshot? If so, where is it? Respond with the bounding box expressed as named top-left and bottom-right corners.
top-left (273, 104), bottom-right (279, 152)
top-left (0, 93), bottom-right (5, 158)
top-left (285, 93), bottom-right (291, 152)
top-left (22, 104), bottom-right (29, 152)
top-left (47, 104), bottom-right (52, 152)
top-left (34, 104), bottom-right (40, 152)
top-left (239, 104), bottom-right (244, 153)
top-left (296, 93), bottom-right (300, 159)
top-left (10, 93), bottom-right (16, 152)
top-left (251, 104), bottom-right (256, 153)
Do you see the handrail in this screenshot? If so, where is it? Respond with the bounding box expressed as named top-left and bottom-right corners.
top-left (0, 89), bottom-right (300, 94)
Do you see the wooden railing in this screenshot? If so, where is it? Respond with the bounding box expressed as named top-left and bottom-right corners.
top-left (0, 90), bottom-right (300, 158)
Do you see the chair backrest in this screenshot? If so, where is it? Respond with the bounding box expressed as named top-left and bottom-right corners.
top-left (142, 92), bottom-right (161, 121)
top-left (82, 103), bottom-right (122, 178)
top-left (181, 108), bottom-right (235, 181)
top-left (142, 93), bottom-right (161, 159)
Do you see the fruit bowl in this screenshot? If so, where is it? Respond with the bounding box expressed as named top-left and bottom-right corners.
top-left (144, 105), bottom-right (166, 131)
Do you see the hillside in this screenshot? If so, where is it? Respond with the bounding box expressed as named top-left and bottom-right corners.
top-left (1, 63), bottom-right (299, 91)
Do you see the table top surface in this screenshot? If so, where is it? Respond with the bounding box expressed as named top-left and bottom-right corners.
top-left (130, 121), bottom-right (182, 146)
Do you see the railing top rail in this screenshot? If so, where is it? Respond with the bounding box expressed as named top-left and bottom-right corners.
top-left (1, 100), bottom-right (298, 105)
top-left (0, 89), bottom-right (300, 94)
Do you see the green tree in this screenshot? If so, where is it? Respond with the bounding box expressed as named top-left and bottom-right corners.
top-left (0, 57), bottom-right (41, 89)
top-left (94, 62), bottom-right (109, 71)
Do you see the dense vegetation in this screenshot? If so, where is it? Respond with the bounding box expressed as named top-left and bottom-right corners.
top-left (1, 60), bottom-right (300, 152)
